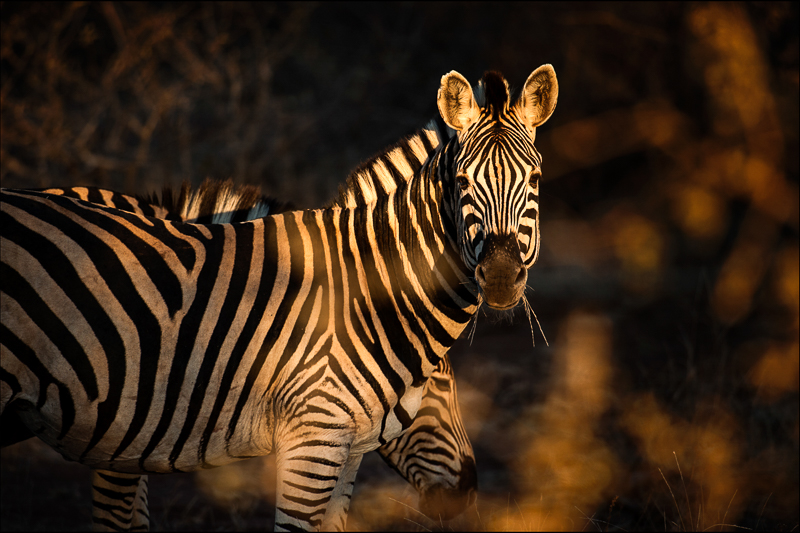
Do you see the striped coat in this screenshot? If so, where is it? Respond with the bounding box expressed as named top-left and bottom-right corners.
top-left (1, 66), bottom-right (557, 531)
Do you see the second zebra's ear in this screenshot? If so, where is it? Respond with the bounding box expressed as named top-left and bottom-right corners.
top-left (437, 71), bottom-right (481, 132)
top-left (518, 64), bottom-right (558, 134)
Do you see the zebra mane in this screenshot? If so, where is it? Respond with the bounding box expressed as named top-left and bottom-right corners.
top-left (328, 119), bottom-right (449, 209)
top-left (476, 71), bottom-right (510, 118)
top-left (139, 178), bottom-right (294, 223)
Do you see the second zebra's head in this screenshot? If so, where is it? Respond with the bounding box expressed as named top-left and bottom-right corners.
top-left (437, 66), bottom-right (558, 310)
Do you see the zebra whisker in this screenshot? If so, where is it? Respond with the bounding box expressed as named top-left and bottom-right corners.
top-left (523, 289), bottom-right (549, 347)
top-left (469, 308), bottom-right (480, 346)
top-left (522, 291), bottom-right (537, 348)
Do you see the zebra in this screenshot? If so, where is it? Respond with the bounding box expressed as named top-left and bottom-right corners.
top-left (376, 352), bottom-right (474, 521)
top-left (25, 178), bottom-right (476, 530)
top-left (0, 66), bottom-right (558, 531)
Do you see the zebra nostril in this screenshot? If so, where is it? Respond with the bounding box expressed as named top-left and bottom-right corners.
top-left (515, 266), bottom-right (526, 285)
top-left (475, 265), bottom-right (485, 285)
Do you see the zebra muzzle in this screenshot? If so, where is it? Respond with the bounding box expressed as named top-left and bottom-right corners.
top-left (475, 233), bottom-right (527, 310)
top-left (418, 455), bottom-right (478, 520)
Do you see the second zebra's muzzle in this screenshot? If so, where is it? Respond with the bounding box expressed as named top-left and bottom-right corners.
top-left (418, 455), bottom-right (477, 520)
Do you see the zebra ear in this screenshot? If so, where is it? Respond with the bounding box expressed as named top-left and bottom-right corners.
top-left (519, 64), bottom-right (558, 132)
top-left (437, 71), bottom-right (481, 132)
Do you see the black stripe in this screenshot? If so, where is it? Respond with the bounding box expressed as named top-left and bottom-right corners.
top-left (86, 187), bottom-right (106, 205)
top-left (393, 194), bottom-right (457, 350)
top-left (286, 469), bottom-right (339, 482)
top-left (283, 481), bottom-right (333, 494)
top-left (327, 356), bottom-right (373, 422)
top-left (286, 439), bottom-right (343, 452)
top-left (91, 517), bottom-right (130, 531)
top-left (0, 367), bottom-right (22, 397)
top-left (95, 471), bottom-right (140, 486)
top-left (400, 138), bottom-right (426, 172)
top-left (281, 364), bottom-right (329, 419)
top-left (0, 243), bottom-right (98, 402)
top-left (0, 211), bottom-right (129, 455)
top-left (298, 420), bottom-right (349, 430)
top-left (0, 323), bottom-right (76, 437)
top-left (225, 217), bottom-right (281, 445)
top-left (288, 456), bottom-right (342, 467)
top-left (297, 403), bottom-right (336, 418)
top-left (337, 210), bottom-right (380, 359)
top-left (276, 508), bottom-right (324, 530)
top-left (283, 493), bottom-right (332, 508)
top-left (299, 211), bottom-right (331, 348)
top-left (380, 153), bottom-right (405, 183)
top-left (302, 387), bottom-right (356, 421)
top-left (168, 223), bottom-right (252, 468)
top-left (92, 485), bottom-right (136, 502)
top-left (260, 213), bottom-right (315, 393)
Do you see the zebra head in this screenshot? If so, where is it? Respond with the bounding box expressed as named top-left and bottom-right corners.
top-left (437, 66), bottom-right (558, 310)
top-left (378, 355), bottom-right (477, 520)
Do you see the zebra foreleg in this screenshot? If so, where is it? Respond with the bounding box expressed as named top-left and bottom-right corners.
top-left (273, 438), bottom-right (356, 532)
top-left (91, 470), bottom-right (150, 531)
top-left (319, 453), bottom-right (363, 531)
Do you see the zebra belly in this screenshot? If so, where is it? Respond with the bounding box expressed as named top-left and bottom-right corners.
top-left (11, 385), bottom-right (272, 474)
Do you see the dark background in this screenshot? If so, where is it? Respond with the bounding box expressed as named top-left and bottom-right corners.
top-left (1, 2), bottom-right (798, 531)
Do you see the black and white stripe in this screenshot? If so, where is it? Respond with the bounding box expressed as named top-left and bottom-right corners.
top-left (1, 66), bottom-right (557, 531)
top-left (34, 179), bottom-right (477, 530)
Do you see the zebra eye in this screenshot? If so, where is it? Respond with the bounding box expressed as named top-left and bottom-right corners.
top-left (528, 168), bottom-right (541, 187)
top-left (456, 174), bottom-right (470, 191)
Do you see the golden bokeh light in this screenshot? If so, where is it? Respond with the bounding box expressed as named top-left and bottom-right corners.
top-left (712, 238), bottom-right (768, 324)
top-left (194, 455), bottom-right (275, 511)
top-left (632, 99), bottom-right (687, 150)
top-left (774, 245), bottom-right (800, 317)
top-left (670, 185), bottom-right (727, 242)
top-left (505, 311), bottom-right (618, 531)
top-left (543, 218), bottom-right (611, 270)
top-left (610, 212), bottom-right (663, 274)
top-left (749, 342), bottom-right (800, 402)
top-left (622, 394), bottom-right (747, 527)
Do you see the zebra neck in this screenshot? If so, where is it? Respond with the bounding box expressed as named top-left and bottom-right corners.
top-left (329, 120), bottom-right (443, 209)
top-left (341, 159), bottom-right (480, 356)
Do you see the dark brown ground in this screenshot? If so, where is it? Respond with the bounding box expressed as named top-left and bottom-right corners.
top-left (1, 3), bottom-right (798, 531)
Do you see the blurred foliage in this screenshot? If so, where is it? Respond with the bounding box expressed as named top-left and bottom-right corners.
top-left (1, 1), bottom-right (798, 531)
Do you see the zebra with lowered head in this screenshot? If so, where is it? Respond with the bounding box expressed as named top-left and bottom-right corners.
top-left (1, 65), bottom-right (557, 531)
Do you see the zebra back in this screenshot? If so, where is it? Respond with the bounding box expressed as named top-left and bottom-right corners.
top-left (40, 178), bottom-right (293, 224)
